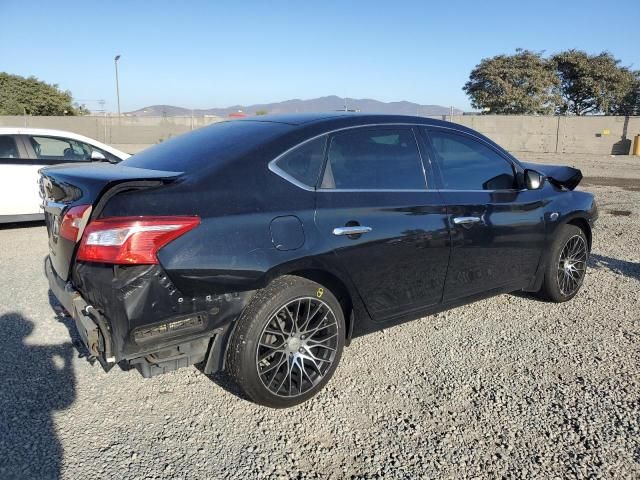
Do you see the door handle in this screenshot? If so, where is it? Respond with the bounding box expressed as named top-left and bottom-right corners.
top-left (332, 226), bottom-right (372, 236)
top-left (452, 216), bottom-right (482, 227)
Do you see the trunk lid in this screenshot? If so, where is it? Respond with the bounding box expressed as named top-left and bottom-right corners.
top-left (40, 163), bottom-right (182, 281)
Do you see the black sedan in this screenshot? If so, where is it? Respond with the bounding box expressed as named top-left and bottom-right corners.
top-left (42, 113), bottom-right (597, 408)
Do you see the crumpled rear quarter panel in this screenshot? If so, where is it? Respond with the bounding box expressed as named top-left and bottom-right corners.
top-left (72, 262), bottom-right (254, 360)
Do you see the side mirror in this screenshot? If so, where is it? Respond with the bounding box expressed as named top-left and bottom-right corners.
top-left (524, 169), bottom-right (544, 190)
top-left (90, 150), bottom-right (106, 161)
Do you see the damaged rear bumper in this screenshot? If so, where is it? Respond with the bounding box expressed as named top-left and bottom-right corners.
top-left (45, 256), bottom-right (114, 363)
top-left (45, 256), bottom-right (255, 377)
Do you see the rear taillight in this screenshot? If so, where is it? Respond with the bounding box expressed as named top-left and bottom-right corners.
top-left (60, 205), bottom-right (92, 242)
top-left (76, 216), bottom-right (200, 264)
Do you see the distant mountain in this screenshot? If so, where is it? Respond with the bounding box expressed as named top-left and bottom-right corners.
top-left (126, 95), bottom-right (462, 117)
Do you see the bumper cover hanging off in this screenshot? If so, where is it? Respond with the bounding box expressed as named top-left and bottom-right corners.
top-left (45, 256), bottom-right (256, 377)
top-left (45, 256), bottom-right (113, 363)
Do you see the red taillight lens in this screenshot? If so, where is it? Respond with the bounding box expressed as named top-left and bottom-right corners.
top-left (60, 204), bottom-right (92, 242)
top-left (77, 216), bottom-right (200, 264)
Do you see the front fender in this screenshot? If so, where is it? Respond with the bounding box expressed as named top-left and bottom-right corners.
top-left (553, 190), bottom-right (597, 241)
top-left (525, 189), bottom-right (596, 292)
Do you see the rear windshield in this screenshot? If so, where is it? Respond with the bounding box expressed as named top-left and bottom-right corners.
top-left (122, 120), bottom-right (291, 172)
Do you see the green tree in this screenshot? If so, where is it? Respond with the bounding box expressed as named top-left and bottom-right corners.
top-left (551, 50), bottom-right (637, 115)
top-left (0, 72), bottom-right (87, 115)
top-left (463, 49), bottom-right (560, 114)
top-left (608, 72), bottom-right (640, 115)
top-left (255, 110), bottom-right (268, 116)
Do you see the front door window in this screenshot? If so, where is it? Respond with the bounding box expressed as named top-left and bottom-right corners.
top-left (428, 130), bottom-right (516, 190)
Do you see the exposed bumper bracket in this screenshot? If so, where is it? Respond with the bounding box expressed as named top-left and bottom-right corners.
top-left (45, 257), bottom-right (113, 364)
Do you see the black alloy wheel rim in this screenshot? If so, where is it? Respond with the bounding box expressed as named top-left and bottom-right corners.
top-left (256, 297), bottom-right (339, 397)
top-left (557, 235), bottom-right (588, 296)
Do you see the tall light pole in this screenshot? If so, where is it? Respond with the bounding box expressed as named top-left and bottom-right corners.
top-left (114, 55), bottom-right (121, 116)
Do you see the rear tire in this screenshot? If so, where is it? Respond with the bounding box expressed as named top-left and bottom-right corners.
top-left (226, 275), bottom-right (345, 408)
top-left (537, 224), bottom-right (589, 302)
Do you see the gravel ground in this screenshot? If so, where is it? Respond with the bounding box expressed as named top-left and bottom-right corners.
top-left (0, 154), bottom-right (639, 479)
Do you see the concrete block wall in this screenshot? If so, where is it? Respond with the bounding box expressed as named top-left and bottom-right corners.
top-left (0, 115), bottom-right (224, 154)
top-left (1, 114), bottom-right (638, 156)
top-left (446, 115), bottom-right (640, 155)
top-left (556, 116), bottom-right (639, 155)
top-left (448, 115), bottom-right (559, 153)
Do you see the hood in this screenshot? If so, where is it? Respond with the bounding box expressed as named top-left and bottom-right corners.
top-left (521, 162), bottom-right (582, 191)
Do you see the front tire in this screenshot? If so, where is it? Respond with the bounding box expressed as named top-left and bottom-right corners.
top-left (538, 224), bottom-right (589, 302)
top-left (226, 275), bottom-right (345, 408)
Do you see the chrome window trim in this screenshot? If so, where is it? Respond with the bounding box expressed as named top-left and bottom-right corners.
top-left (319, 188), bottom-right (432, 193)
top-left (268, 162), bottom-right (316, 192)
top-left (437, 188), bottom-right (528, 193)
top-left (267, 122), bottom-right (524, 193)
top-left (319, 188), bottom-right (527, 193)
top-left (268, 133), bottom-right (329, 192)
top-left (268, 123), bottom-right (438, 192)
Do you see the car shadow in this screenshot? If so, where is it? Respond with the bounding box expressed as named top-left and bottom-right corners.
top-left (513, 253), bottom-right (639, 303)
top-left (0, 220), bottom-right (45, 231)
top-left (195, 365), bottom-right (250, 401)
top-left (510, 290), bottom-right (540, 301)
top-left (590, 254), bottom-right (640, 282)
top-left (0, 312), bottom-right (76, 479)
top-left (47, 290), bottom-right (96, 363)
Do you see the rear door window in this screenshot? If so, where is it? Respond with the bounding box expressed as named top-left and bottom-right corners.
top-left (427, 129), bottom-right (516, 190)
top-left (0, 135), bottom-right (20, 159)
top-left (321, 127), bottom-right (426, 190)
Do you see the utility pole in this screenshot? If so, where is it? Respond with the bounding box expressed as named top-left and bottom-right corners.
top-left (114, 55), bottom-right (121, 116)
top-left (98, 99), bottom-right (107, 142)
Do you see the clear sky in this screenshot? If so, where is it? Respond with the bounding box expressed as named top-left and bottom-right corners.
top-left (1, 0), bottom-right (638, 112)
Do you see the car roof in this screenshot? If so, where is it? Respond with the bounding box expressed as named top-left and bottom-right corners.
top-left (232, 112), bottom-right (462, 129)
top-left (233, 112), bottom-right (455, 127)
top-left (0, 127), bottom-right (130, 159)
top-left (234, 112), bottom-right (498, 146)
top-left (232, 112), bottom-right (521, 167)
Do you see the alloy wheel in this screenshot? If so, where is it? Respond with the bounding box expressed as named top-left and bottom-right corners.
top-left (256, 297), bottom-right (339, 397)
top-left (557, 235), bottom-right (588, 296)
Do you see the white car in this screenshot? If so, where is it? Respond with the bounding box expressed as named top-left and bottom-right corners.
top-left (0, 128), bottom-right (130, 223)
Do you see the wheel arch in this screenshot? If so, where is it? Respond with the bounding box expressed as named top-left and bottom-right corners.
top-left (287, 268), bottom-right (356, 345)
top-left (207, 266), bottom-right (359, 376)
top-left (566, 216), bottom-right (592, 251)
top-left (526, 213), bottom-right (592, 293)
